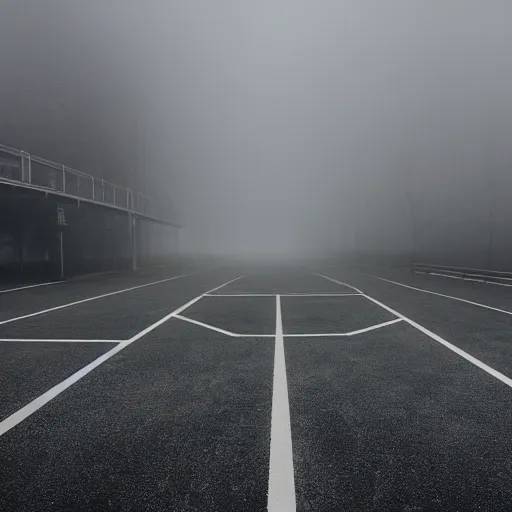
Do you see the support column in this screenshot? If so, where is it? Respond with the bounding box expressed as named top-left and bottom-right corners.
top-left (130, 214), bottom-right (138, 271)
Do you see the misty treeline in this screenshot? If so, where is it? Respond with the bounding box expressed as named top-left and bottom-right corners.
top-left (1, 1), bottom-right (512, 267)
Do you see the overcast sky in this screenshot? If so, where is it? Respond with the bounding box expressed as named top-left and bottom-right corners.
top-left (3, 1), bottom-right (512, 260)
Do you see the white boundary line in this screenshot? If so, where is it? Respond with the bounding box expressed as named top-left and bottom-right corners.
top-left (174, 315), bottom-right (241, 337)
top-left (314, 274), bottom-right (364, 294)
top-left (0, 281), bottom-right (63, 294)
top-left (205, 293), bottom-right (361, 297)
top-left (174, 315), bottom-right (401, 338)
top-left (282, 293), bottom-right (362, 297)
top-left (284, 318), bottom-right (402, 337)
top-left (0, 338), bottom-right (121, 343)
top-left (0, 272), bottom-right (193, 326)
top-left (205, 293), bottom-right (276, 297)
top-left (206, 275), bottom-right (248, 294)
top-left (174, 315), bottom-right (276, 338)
top-left (268, 295), bottom-right (296, 511)
top-left (416, 263), bottom-right (512, 276)
top-left (316, 273), bottom-right (512, 390)
top-left (0, 275), bottom-right (244, 438)
top-left (366, 274), bottom-right (512, 316)
top-left (414, 270), bottom-right (512, 288)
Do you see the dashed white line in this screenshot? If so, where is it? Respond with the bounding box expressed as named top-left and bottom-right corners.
top-left (268, 295), bottom-right (296, 512)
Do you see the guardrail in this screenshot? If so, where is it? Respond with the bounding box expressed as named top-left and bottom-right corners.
top-left (0, 142), bottom-right (177, 223)
top-left (412, 263), bottom-right (512, 285)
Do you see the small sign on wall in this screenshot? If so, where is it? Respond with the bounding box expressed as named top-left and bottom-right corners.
top-left (57, 206), bottom-right (67, 226)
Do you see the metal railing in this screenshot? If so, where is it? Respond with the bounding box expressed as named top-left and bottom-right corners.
top-left (0, 142), bottom-right (177, 223)
top-left (412, 263), bottom-right (512, 285)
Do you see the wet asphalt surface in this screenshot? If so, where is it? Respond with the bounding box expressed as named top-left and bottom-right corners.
top-left (1, 263), bottom-right (512, 511)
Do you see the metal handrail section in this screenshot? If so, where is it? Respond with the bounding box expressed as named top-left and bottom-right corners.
top-left (0, 142), bottom-right (177, 224)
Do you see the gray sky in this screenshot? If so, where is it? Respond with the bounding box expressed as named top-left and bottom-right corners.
top-left (3, 1), bottom-right (512, 260)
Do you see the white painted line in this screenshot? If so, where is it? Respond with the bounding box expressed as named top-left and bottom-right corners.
top-left (124, 295), bottom-right (205, 343)
top-left (416, 263), bottom-right (512, 276)
top-left (0, 338), bottom-right (121, 343)
top-left (314, 273), bottom-right (365, 295)
top-left (124, 275), bottom-right (247, 343)
top-left (316, 273), bottom-right (512, 390)
top-left (284, 318), bottom-right (402, 337)
top-left (415, 270), bottom-right (512, 287)
top-left (174, 315), bottom-right (275, 338)
top-left (0, 341), bottom-right (130, 438)
top-left (268, 295), bottom-right (296, 512)
top-left (205, 293), bottom-right (362, 297)
top-left (0, 272), bottom-right (192, 326)
top-left (174, 314), bottom-right (241, 337)
top-left (206, 274), bottom-right (248, 294)
top-left (282, 293), bottom-right (362, 297)
top-left (0, 275), bottom-right (241, 438)
top-left (367, 274), bottom-right (512, 316)
top-left (205, 293), bottom-right (276, 297)
top-left (0, 281), bottom-right (63, 294)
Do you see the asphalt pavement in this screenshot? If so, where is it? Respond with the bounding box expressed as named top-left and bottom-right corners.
top-left (1, 262), bottom-right (512, 511)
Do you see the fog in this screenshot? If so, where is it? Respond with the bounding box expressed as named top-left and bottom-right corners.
top-left (3, 1), bottom-right (512, 264)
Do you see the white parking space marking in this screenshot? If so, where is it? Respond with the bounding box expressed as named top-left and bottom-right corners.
top-left (173, 315), bottom-right (275, 337)
top-left (317, 273), bottom-right (512, 390)
top-left (205, 293), bottom-right (276, 297)
top-left (205, 293), bottom-right (361, 297)
top-left (281, 293), bottom-right (361, 297)
top-left (415, 270), bottom-right (512, 287)
top-left (0, 339), bottom-right (121, 343)
top-left (367, 274), bottom-right (512, 316)
top-left (0, 275), bottom-right (244, 438)
top-left (0, 281), bottom-right (63, 294)
top-left (284, 318), bottom-right (402, 337)
top-left (0, 272), bottom-right (195, 326)
top-left (314, 274), bottom-right (364, 294)
top-left (174, 314), bottom-right (242, 337)
top-left (268, 295), bottom-right (296, 512)
top-left (206, 275), bottom-right (248, 294)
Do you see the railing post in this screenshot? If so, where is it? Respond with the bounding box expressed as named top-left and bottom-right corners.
top-left (21, 151), bottom-right (28, 182)
top-left (91, 176), bottom-right (95, 200)
top-left (28, 154), bottom-right (32, 183)
top-left (62, 165), bottom-right (66, 193)
top-left (102, 179), bottom-right (105, 201)
top-left (77, 175), bottom-right (80, 197)
top-left (131, 214), bottom-right (137, 271)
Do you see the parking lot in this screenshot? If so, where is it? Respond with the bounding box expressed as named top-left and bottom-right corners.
top-left (1, 264), bottom-right (512, 511)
